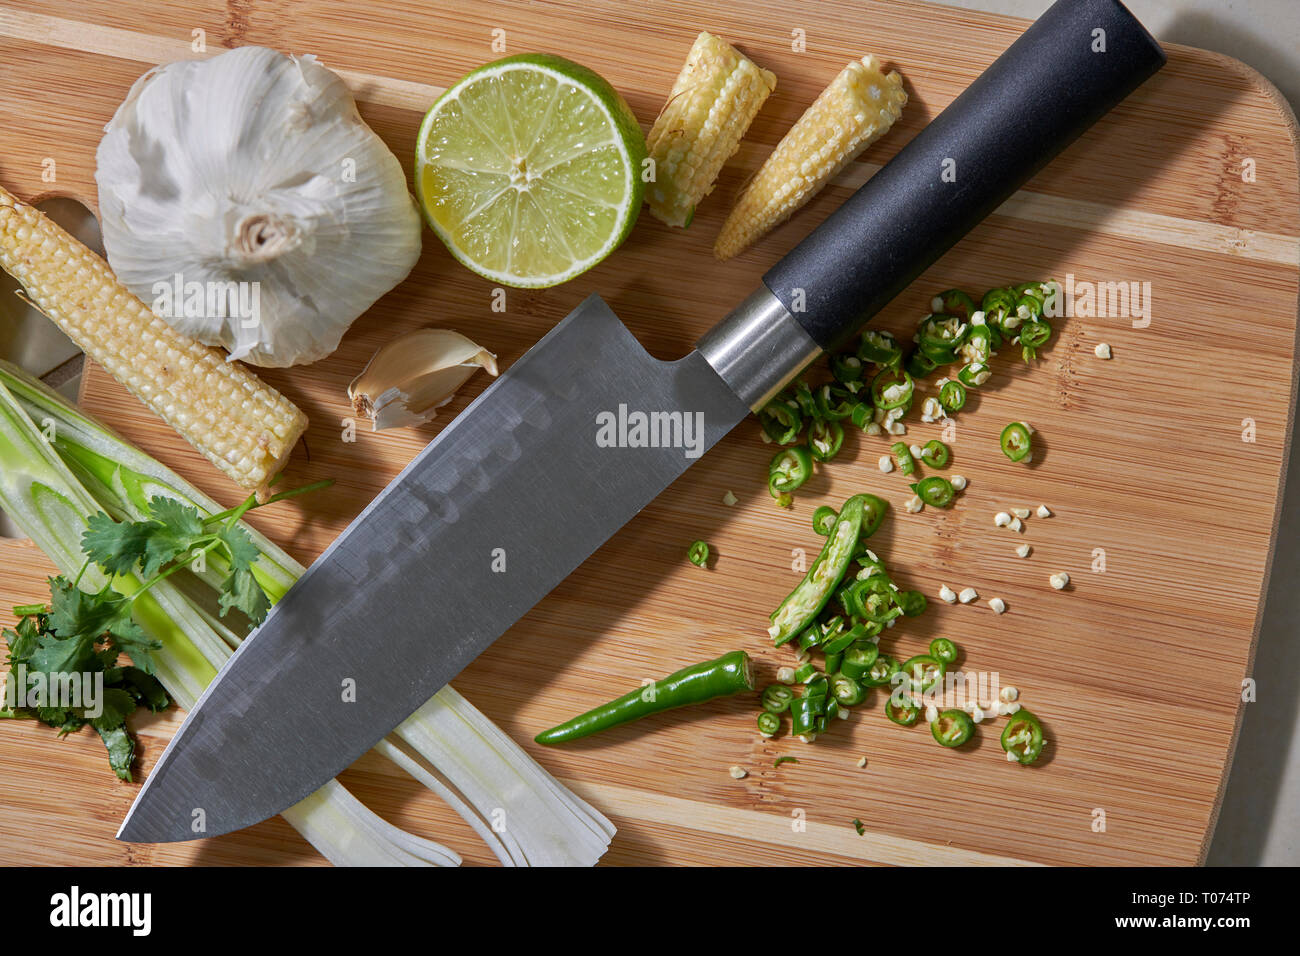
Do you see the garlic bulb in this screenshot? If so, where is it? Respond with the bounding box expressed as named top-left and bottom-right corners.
top-left (349, 329), bottom-right (498, 430)
top-left (95, 46), bottom-right (422, 367)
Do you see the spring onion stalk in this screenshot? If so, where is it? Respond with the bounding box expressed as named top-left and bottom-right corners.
top-left (0, 361), bottom-right (614, 866)
top-left (0, 374), bottom-right (457, 867)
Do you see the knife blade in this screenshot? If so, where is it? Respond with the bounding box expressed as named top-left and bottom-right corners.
top-left (120, 0), bottom-right (1165, 843)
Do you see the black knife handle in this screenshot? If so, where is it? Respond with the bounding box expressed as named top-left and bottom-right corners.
top-left (762, 0), bottom-right (1166, 352)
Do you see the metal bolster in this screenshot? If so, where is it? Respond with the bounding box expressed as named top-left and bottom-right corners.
top-left (695, 286), bottom-right (824, 412)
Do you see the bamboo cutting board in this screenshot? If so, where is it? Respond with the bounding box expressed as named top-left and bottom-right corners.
top-left (1, 0), bottom-right (1298, 867)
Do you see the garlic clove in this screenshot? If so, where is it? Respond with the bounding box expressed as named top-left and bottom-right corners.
top-left (349, 328), bottom-right (498, 430)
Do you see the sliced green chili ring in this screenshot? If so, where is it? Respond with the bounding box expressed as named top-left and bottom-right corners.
top-left (824, 697), bottom-right (841, 723)
top-left (808, 420), bottom-right (844, 462)
top-left (774, 756), bottom-right (799, 768)
top-left (789, 697), bottom-right (819, 736)
top-left (815, 383), bottom-right (857, 421)
top-left (890, 441), bottom-right (916, 476)
top-left (917, 341), bottom-right (958, 366)
top-left (851, 622), bottom-right (883, 643)
top-left (811, 506), bottom-right (838, 536)
top-left (1014, 289), bottom-right (1045, 321)
top-left (797, 624), bottom-right (823, 651)
top-left (859, 494), bottom-right (889, 538)
top-left (841, 576), bottom-right (883, 620)
top-left (857, 329), bottom-right (902, 367)
top-left (959, 324), bottom-right (992, 365)
top-left (839, 644), bottom-right (880, 680)
top-left (824, 651), bottom-right (843, 675)
top-left (957, 362), bottom-right (990, 388)
top-left (769, 445), bottom-right (814, 493)
top-left (920, 440), bottom-right (950, 468)
top-left (1000, 422), bottom-right (1033, 463)
top-left (871, 368), bottom-right (914, 410)
top-left (981, 286), bottom-right (1017, 327)
top-left (804, 674), bottom-right (828, 700)
top-left (759, 399), bottom-right (802, 444)
top-left (863, 655), bottom-right (900, 687)
top-left (823, 622), bottom-right (868, 656)
top-left (935, 289), bottom-right (977, 320)
top-left (861, 590), bottom-right (902, 626)
top-left (1001, 708), bottom-right (1045, 765)
top-left (791, 380), bottom-right (818, 418)
top-left (914, 476), bottom-right (955, 508)
top-left (905, 349), bottom-right (941, 378)
top-left (830, 675), bottom-right (866, 706)
top-left (793, 661), bottom-right (818, 683)
top-left (894, 589), bottom-right (928, 617)
top-left (901, 654), bottom-right (946, 693)
top-left (768, 494), bottom-right (866, 646)
top-left (757, 711), bottom-right (781, 737)
top-left (886, 696), bottom-right (921, 726)
top-left (931, 709), bottom-right (975, 747)
top-left (761, 684), bottom-right (795, 713)
top-left (1019, 319), bottom-right (1052, 361)
top-left (918, 313), bottom-right (970, 352)
top-left (830, 353), bottom-right (864, 384)
top-left (929, 638), bottom-right (959, 665)
top-left (687, 539), bottom-right (710, 567)
top-left (849, 401), bottom-right (874, 429)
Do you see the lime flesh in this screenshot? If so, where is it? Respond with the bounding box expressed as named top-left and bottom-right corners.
top-left (416, 55), bottom-right (646, 288)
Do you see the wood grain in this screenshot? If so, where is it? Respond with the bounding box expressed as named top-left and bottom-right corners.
top-left (1, 0), bottom-right (1298, 866)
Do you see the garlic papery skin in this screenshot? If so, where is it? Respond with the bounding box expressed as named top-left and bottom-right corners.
top-left (95, 46), bottom-right (422, 368)
top-left (349, 329), bottom-right (499, 430)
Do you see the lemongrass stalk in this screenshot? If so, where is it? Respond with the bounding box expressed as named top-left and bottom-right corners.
top-left (3, 361), bottom-right (614, 866)
top-left (0, 377), bottom-right (456, 866)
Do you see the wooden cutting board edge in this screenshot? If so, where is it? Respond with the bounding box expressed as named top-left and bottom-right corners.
top-left (0, 0), bottom-right (1297, 866)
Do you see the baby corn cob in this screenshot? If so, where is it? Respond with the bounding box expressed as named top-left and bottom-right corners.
top-left (0, 185), bottom-right (307, 496)
top-left (646, 31), bottom-right (777, 228)
top-left (715, 55), bottom-right (907, 260)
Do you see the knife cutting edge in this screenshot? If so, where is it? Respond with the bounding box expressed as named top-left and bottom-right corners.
top-left (119, 0), bottom-right (1165, 843)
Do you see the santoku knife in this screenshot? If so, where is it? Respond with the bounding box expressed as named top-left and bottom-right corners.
top-left (120, 0), bottom-right (1164, 843)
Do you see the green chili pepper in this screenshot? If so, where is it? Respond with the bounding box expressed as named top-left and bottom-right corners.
top-left (769, 494), bottom-right (866, 646)
top-left (831, 352), bottom-right (864, 383)
top-left (1019, 319), bottom-right (1052, 362)
top-left (858, 329), bottom-right (902, 367)
top-left (808, 420), bottom-right (844, 462)
top-left (812, 506), bottom-right (838, 536)
top-left (823, 622), bottom-right (868, 656)
top-left (894, 589), bottom-right (928, 617)
top-left (774, 756), bottom-right (799, 768)
top-left (891, 441), bottom-right (916, 476)
top-left (862, 654), bottom-right (900, 687)
top-left (852, 818), bottom-right (866, 836)
top-left (757, 711), bottom-right (781, 737)
top-left (824, 698), bottom-right (840, 723)
top-left (791, 380), bottom-right (818, 418)
top-left (920, 440), bottom-right (950, 468)
top-left (958, 324), bottom-right (992, 366)
top-left (917, 313), bottom-right (969, 355)
top-left (824, 650), bottom-right (844, 675)
top-left (929, 637), bottom-right (959, 665)
top-left (871, 368), bottom-right (914, 410)
top-left (906, 349), bottom-right (941, 378)
top-left (815, 383), bottom-right (857, 421)
top-left (934, 288), bottom-right (977, 320)
top-left (1000, 421), bottom-right (1033, 462)
top-left (913, 476), bottom-right (954, 507)
top-left (938, 380), bottom-right (967, 413)
top-left (759, 399), bottom-right (802, 444)
top-left (1001, 708), bottom-right (1045, 764)
top-left (535, 650), bottom-right (754, 744)
top-left (762, 684), bottom-right (795, 713)
top-left (687, 539), bottom-right (710, 567)
top-left (981, 286), bottom-right (1017, 328)
top-left (931, 708), bottom-right (975, 747)
top-left (849, 401), bottom-right (874, 429)
top-left (774, 491), bottom-right (793, 509)
top-left (789, 697), bottom-right (819, 736)
top-left (957, 362), bottom-right (990, 388)
top-left (793, 661), bottom-right (818, 683)
top-left (839, 644), bottom-right (880, 680)
top-left (886, 695), bottom-right (921, 726)
top-left (769, 445), bottom-right (814, 495)
top-left (901, 654), bottom-right (945, 693)
top-left (831, 674), bottom-right (866, 706)
top-left (859, 494), bottom-right (889, 538)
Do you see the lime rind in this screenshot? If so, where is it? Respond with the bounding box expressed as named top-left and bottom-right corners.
top-left (416, 54), bottom-right (646, 289)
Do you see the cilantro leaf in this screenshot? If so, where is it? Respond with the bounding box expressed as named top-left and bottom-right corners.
top-left (95, 725), bottom-right (135, 782)
top-left (122, 667), bottom-right (170, 712)
top-left (81, 512), bottom-right (155, 576)
top-left (90, 688), bottom-right (137, 732)
top-left (140, 497), bottom-right (207, 576)
top-left (219, 567), bottom-right (271, 624)
top-left (46, 577), bottom-right (123, 646)
top-left (217, 523), bottom-right (261, 574)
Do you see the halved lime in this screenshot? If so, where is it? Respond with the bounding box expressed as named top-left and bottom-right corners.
top-left (416, 54), bottom-right (646, 288)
